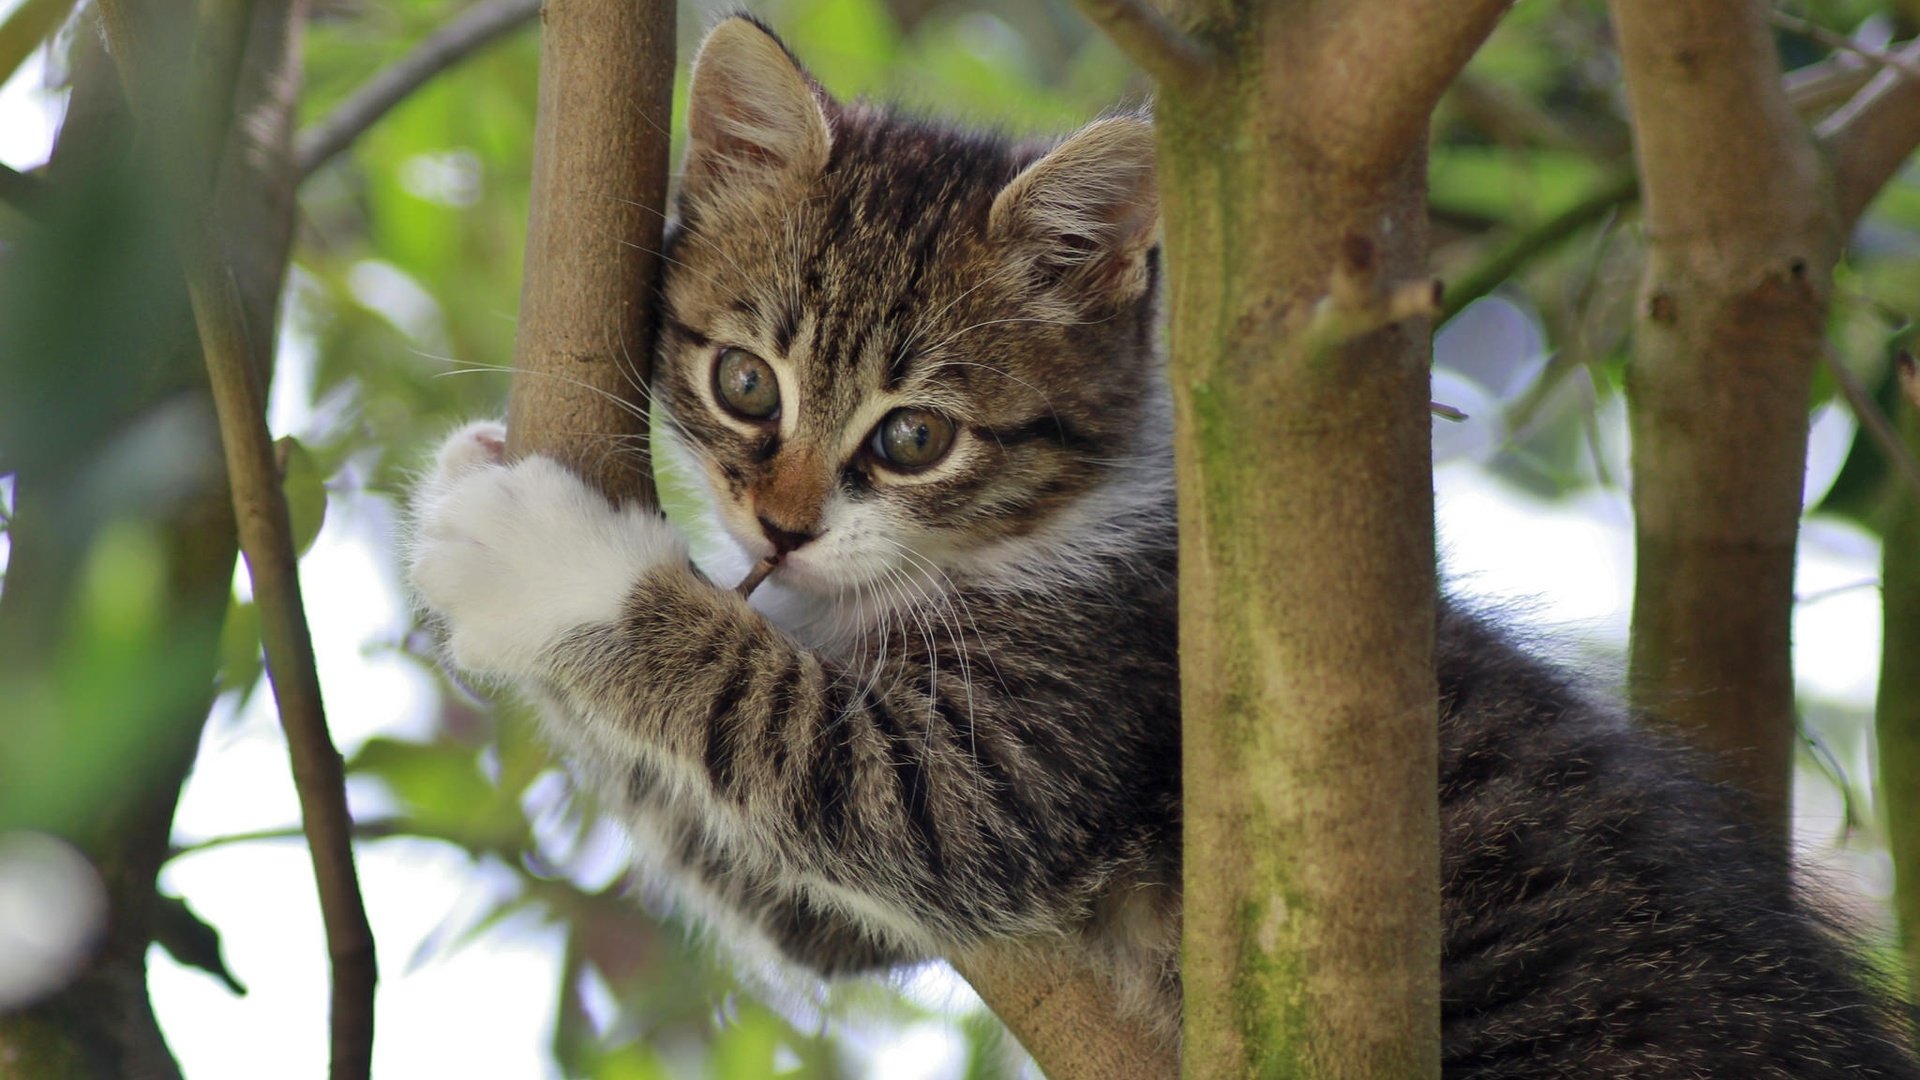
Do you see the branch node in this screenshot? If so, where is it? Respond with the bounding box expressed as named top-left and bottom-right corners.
top-left (1072, 0), bottom-right (1212, 92)
top-left (1294, 247), bottom-right (1441, 357)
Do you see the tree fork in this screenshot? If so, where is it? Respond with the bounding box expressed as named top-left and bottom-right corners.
top-left (1610, 0), bottom-right (1839, 840)
top-left (1074, 0), bottom-right (1510, 1072)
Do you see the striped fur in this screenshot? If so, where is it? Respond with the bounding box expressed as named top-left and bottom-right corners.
top-left (405, 16), bottom-right (1920, 1072)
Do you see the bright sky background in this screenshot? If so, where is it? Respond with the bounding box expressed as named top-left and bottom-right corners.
top-left (0, 8), bottom-right (1890, 1076)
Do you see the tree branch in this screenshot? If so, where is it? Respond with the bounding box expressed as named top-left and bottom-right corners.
top-left (1818, 37), bottom-right (1920, 230)
top-left (181, 179), bottom-right (380, 1080)
top-left (504, 0), bottom-right (669, 503)
top-left (1826, 347), bottom-right (1920, 505)
top-left (96, 2), bottom-right (378, 1077)
top-left (295, 0), bottom-right (541, 179)
top-left (1300, 0), bottom-right (1515, 168)
top-left (1441, 171), bottom-right (1639, 322)
top-left (1609, 0), bottom-right (1836, 840)
top-left (1070, 0), bottom-right (1211, 92)
top-left (1879, 352), bottom-right (1920, 998)
top-left (1770, 12), bottom-right (1920, 81)
top-left (950, 944), bottom-right (1177, 1080)
top-left (1784, 52), bottom-right (1876, 116)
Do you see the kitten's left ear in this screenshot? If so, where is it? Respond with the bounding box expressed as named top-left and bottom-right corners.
top-left (682, 17), bottom-right (833, 208)
top-left (989, 116), bottom-right (1159, 303)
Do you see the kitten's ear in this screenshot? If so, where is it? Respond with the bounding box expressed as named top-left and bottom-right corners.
top-left (989, 116), bottom-right (1159, 302)
top-left (683, 18), bottom-right (832, 206)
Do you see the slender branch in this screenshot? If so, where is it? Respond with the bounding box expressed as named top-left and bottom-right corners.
top-left (1441, 171), bottom-right (1639, 322)
top-left (1770, 12), bottom-right (1920, 81)
top-left (1820, 349), bottom-right (1920, 503)
top-left (1818, 38), bottom-right (1920, 230)
top-left (180, 200), bottom-right (379, 1080)
top-left (1826, 347), bottom-right (1920, 503)
top-left (169, 819), bottom-right (403, 859)
top-left (295, 0), bottom-right (541, 178)
top-left (1070, 0), bottom-right (1211, 92)
top-left (1784, 52), bottom-right (1876, 115)
top-left (96, 3), bottom-right (378, 1077)
top-left (1880, 351), bottom-right (1920, 997)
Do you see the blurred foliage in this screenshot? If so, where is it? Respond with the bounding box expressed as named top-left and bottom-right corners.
top-left (3, 0), bottom-right (1919, 1075)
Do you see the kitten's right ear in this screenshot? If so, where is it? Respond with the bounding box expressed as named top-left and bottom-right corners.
top-left (683, 18), bottom-right (832, 207)
top-left (990, 116), bottom-right (1159, 305)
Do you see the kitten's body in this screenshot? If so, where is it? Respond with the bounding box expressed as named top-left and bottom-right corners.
top-left (408, 17), bottom-right (1918, 1075)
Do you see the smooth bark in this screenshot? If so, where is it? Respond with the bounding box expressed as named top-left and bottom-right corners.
top-left (1076, 0), bottom-right (1506, 1072)
top-left (504, 0), bottom-right (670, 506)
top-left (1611, 0), bottom-right (1837, 838)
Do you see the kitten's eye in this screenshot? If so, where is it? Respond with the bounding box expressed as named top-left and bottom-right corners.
top-left (871, 408), bottom-right (956, 470)
top-left (714, 348), bottom-right (780, 420)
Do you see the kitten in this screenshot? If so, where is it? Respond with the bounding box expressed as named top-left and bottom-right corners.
top-left (408, 15), bottom-right (1918, 1075)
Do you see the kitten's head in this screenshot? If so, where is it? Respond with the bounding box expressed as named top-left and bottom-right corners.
top-left (656, 17), bottom-right (1163, 597)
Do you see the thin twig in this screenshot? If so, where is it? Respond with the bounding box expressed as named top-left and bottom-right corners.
top-left (1769, 12), bottom-right (1920, 81)
top-left (295, 0), bottom-right (541, 178)
top-left (1784, 51), bottom-right (1875, 115)
top-left (1818, 37), bottom-right (1920, 229)
top-left (95, 2), bottom-right (378, 1077)
top-left (1442, 172), bottom-right (1639, 322)
top-left (1071, 0), bottom-right (1212, 91)
top-left (169, 819), bottom-right (403, 859)
top-left (1825, 346), bottom-right (1920, 504)
top-left (735, 557), bottom-right (777, 598)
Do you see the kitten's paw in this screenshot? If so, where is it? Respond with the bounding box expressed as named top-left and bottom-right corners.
top-left (431, 420), bottom-right (508, 485)
top-left (409, 448), bottom-right (685, 677)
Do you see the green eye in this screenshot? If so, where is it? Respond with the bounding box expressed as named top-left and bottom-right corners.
top-left (714, 348), bottom-right (779, 420)
top-left (871, 408), bottom-right (957, 470)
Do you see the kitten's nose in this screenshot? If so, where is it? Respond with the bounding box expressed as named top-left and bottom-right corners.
top-left (757, 515), bottom-right (817, 557)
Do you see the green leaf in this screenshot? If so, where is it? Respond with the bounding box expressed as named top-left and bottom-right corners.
top-left (277, 436), bottom-right (328, 558)
top-left (217, 597), bottom-right (263, 705)
top-left (346, 736), bottom-right (527, 853)
top-left (707, 1001), bottom-right (783, 1080)
top-left (152, 893), bottom-right (247, 996)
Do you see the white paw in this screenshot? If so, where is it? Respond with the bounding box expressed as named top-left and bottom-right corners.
top-left (434, 419), bottom-right (507, 479)
top-left (408, 425), bottom-right (685, 677)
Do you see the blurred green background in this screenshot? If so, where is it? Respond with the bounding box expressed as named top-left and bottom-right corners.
top-left (1, 0), bottom-right (1917, 1076)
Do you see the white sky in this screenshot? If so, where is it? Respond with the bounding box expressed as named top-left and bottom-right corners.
top-left (0, 9), bottom-right (1891, 1076)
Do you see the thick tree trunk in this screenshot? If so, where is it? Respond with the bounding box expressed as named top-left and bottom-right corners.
top-left (1609, 0), bottom-right (1838, 841)
top-left (1162, 100), bottom-right (1441, 1080)
top-left (1078, 1), bottom-right (1504, 1073)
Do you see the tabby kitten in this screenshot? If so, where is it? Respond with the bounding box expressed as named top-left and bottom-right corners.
top-left (408, 16), bottom-right (1918, 1075)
